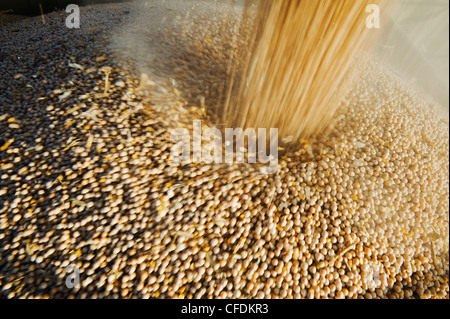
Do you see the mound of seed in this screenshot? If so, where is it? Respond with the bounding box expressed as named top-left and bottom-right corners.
top-left (0, 1), bottom-right (448, 299)
top-left (0, 13), bottom-right (26, 27)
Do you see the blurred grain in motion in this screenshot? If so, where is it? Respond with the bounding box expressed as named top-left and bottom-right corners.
top-left (224, 0), bottom-right (385, 141)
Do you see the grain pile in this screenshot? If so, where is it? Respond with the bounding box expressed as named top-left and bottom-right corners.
top-left (0, 13), bottom-right (26, 27)
top-left (0, 0), bottom-right (448, 299)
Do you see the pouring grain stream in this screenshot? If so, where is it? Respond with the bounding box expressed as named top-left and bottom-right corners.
top-left (223, 0), bottom-right (386, 141)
